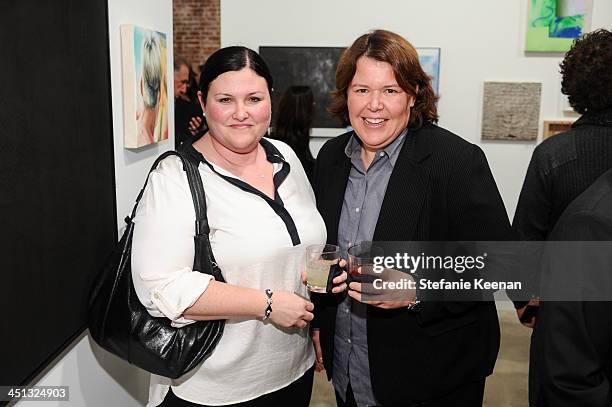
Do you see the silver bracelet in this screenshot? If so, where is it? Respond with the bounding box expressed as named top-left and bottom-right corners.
top-left (262, 288), bottom-right (273, 320)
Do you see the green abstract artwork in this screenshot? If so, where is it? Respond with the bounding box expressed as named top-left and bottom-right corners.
top-left (526, 0), bottom-right (593, 52)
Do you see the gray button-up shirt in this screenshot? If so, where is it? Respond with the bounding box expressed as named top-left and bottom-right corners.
top-left (333, 130), bottom-right (408, 407)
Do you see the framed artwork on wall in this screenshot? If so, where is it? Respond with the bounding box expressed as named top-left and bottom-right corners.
top-left (416, 47), bottom-right (441, 95)
top-left (259, 46), bottom-right (345, 128)
top-left (525, 0), bottom-right (593, 52)
top-left (543, 119), bottom-right (575, 139)
top-left (121, 25), bottom-right (169, 148)
top-left (481, 81), bottom-right (542, 141)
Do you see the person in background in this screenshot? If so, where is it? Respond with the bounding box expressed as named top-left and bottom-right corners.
top-left (187, 62), bottom-right (201, 102)
top-left (133, 46), bottom-right (325, 407)
top-left (174, 54), bottom-right (190, 100)
top-left (174, 55), bottom-right (203, 148)
top-left (512, 29), bottom-right (612, 327)
top-left (311, 29), bottom-right (512, 407)
top-left (270, 85), bottom-right (316, 183)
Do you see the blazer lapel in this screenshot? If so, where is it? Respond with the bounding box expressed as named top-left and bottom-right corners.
top-left (315, 132), bottom-right (353, 245)
top-left (323, 153), bottom-right (351, 245)
top-left (373, 127), bottom-right (432, 242)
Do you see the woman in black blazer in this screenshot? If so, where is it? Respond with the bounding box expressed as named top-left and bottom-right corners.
top-left (310, 30), bottom-right (513, 407)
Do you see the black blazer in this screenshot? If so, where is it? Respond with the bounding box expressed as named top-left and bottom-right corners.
top-left (530, 168), bottom-right (612, 407)
top-left (312, 123), bottom-right (513, 405)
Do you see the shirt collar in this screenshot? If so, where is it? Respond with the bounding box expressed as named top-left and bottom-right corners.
top-left (573, 107), bottom-right (612, 128)
top-left (259, 137), bottom-right (287, 163)
top-left (182, 136), bottom-right (287, 165)
top-left (344, 128), bottom-right (408, 168)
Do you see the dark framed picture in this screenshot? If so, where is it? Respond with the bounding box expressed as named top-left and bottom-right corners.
top-left (259, 46), bottom-right (346, 128)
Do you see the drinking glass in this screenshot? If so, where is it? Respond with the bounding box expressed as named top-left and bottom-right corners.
top-left (305, 244), bottom-right (340, 293)
top-left (347, 242), bottom-right (384, 280)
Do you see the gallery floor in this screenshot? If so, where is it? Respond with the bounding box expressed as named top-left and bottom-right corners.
top-left (309, 307), bottom-right (532, 407)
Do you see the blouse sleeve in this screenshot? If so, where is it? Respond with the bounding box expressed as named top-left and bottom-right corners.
top-left (131, 156), bottom-right (214, 327)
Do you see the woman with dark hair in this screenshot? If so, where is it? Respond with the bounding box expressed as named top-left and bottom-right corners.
top-left (271, 86), bottom-right (316, 182)
top-left (132, 46), bottom-right (328, 407)
top-left (310, 29), bottom-right (512, 406)
top-left (513, 28), bottom-right (612, 327)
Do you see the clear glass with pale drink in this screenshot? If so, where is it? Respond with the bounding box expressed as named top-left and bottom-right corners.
top-left (305, 244), bottom-right (340, 293)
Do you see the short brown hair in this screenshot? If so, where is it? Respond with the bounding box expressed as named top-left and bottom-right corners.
top-left (328, 29), bottom-right (438, 129)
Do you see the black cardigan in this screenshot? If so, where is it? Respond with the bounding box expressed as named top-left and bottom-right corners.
top-left (513, 108), bottom-right (612, 241)
top-left (312, 123), bottom-right (513, 405)
top-left (512, 109), bottom-right (612, 307)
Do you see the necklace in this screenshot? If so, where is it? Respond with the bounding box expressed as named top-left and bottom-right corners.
top-left (201, 138), bottom-right (269, 180)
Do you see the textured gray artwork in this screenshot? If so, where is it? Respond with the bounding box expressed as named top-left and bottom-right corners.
top-left (481, 82), bottom-right (541, 140)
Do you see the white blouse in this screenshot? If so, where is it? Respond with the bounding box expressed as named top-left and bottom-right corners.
top-left (131, 138), bottom-right (326, 406)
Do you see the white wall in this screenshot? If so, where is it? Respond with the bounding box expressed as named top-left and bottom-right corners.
top-left (17, 1), bottom-right (173, 406)
top-left (110, 0), bottom-right (176, 226)
top-left (221, 0), bottom-right (612, 219)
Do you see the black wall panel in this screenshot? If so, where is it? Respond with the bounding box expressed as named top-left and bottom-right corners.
top-left (0, 0), bottom-right (116, 391)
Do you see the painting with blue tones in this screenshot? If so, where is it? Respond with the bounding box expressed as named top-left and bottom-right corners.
top-left (526, 0), bottom-right (593, 52)
top-left (550, 15), bottom-right (584, 38)
top-left (416, 48), bottom-right (441, 95)
top-left (120, 24), bottom-right (169, 148)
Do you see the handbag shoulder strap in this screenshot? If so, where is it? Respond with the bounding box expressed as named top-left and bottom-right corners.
top-left (126, 149), bottom-right (221, 279)
top-left (129, 150), bottom-right (180, 219)
top-left (128, 150), bottom-right (207, 229)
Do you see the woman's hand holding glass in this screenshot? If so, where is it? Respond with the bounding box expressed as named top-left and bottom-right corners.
top-left (268, 291), bottom-right (315, 329)
top-left (346, 269), bottom-right (416, 309)
top-left (346, 242), bottom-right (416, 309)
top-left (301, 259), bottom-right (348, 294)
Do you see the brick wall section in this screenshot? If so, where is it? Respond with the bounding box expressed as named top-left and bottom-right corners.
top-left (173, 0), bottom-right (220, 73)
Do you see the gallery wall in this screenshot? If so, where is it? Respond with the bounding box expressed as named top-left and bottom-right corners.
top-left (17, 1), bottom-right (174, 406)
top-left (109, 0), bottom-right (175, 226)
top-left (174, 0), bottom-right (221, 72)
top-left (220, 0), bottom-right (612, 219)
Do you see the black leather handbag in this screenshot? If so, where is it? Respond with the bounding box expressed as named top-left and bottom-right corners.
top-left (88, 150), bottom-right (225, 379)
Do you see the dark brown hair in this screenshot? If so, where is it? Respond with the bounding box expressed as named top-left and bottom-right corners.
top-left (198, 46), bottom-right (273, 101)
top-left (328, 29), bottom-right (438, 129)
top-left (272, 86), bottom-right (315, 163)
top-left (560, 29), bottom-right (612, 114)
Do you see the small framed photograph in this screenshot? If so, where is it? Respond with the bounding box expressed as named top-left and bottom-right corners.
top-left (543, 119), bottom-right (575, 139)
